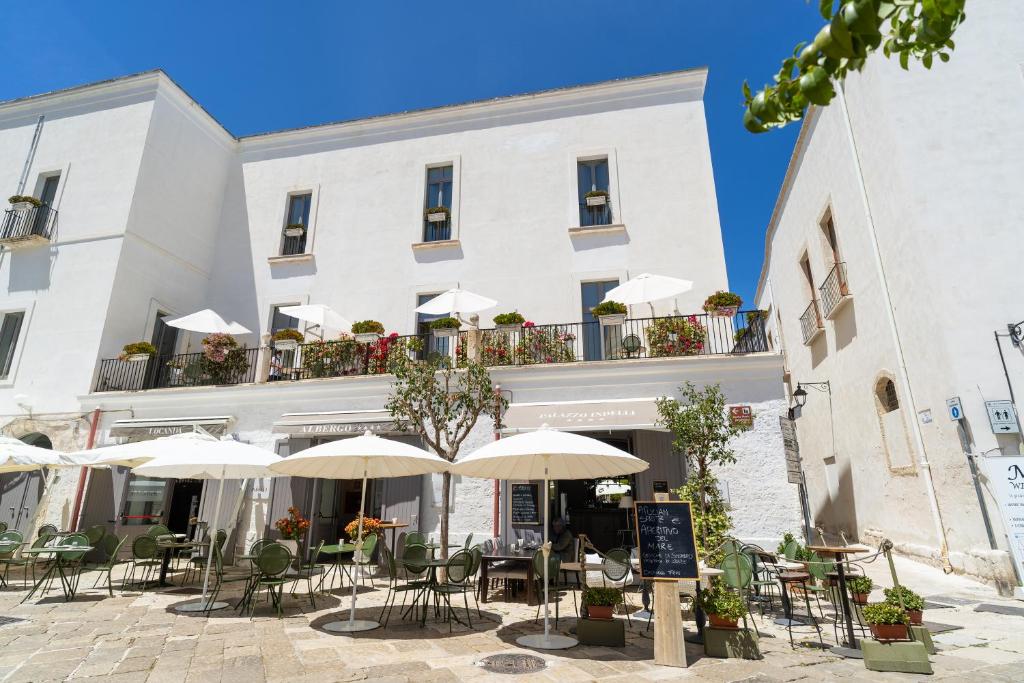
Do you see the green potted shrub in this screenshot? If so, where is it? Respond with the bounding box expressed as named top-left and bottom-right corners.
top-left (283, 222), bottom-right (306, 238)
top-left (119, 341), bottom-right (158, 363)
top-left (862, 602), bottom-right (909, 642)
top-left (848, 575), bottom-right (873, 605)
top-left (351, 320), bottom-right (385, 344)
top-left (493, 311), bottom-right (525, 334)
top-left (884, 585), bottom-right (924, 625)
top-left (591, 300), bottom-right (627, 327)
top-left (8, 195), bottom-right (41, 211)
top-left (585, 189), bottom-right (609, 207)
top-left (272, 328), bottom-right (304, 351)
top-left (430, 316), bottom-right (461, 338)
top-left (703, 291), bottom-right (743, 317)
top-left (582, 586), bottom-right (623, 620)
top-left (424, 206), bottom-right (450, 223)
top-left (699, 583), bottom-right (747, 629)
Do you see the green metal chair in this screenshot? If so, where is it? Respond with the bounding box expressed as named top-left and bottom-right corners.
top-left (56, 533), bottom-right (91, 598)
top-left (13, 535), bottom-right (55, 588)
top-left (183, 528), bottom-right (226, 585)
top-left (719, 551), bottom-right (762, 636)
top-left (0, 530), bottom-right (25, 587)
top-left (783, 539), bottom-right (800, 561)
top-left (127, 534), bottom-right (161, 591)
top-left (83, 524), bottom-right (106, 546)
top-left (427, 550), bottom-right (475, 632)
top-left (532, 549), bottom-right (568, 628)
top-left (404, 531), bottom-right (426, 547)
top-left (743, 543), bottom-right (780, 613)
top-left (248, 542), bottom-right (292, 619)
top-left (207, 542), bottom-right (256, 615)
top-left (379, 544), bottom-right (429, 626)
top-left (0, 521), bottom-right (7, 533)
top-left (37, 524), bottom-right (58, 539)
top-left (145, 524), bottom-right (171, 538)
top-left (601, 547), bottom-right (632, 624)
top-left (463, 533), bottom-right (474, 549)
top-left (84, 534), bottom-right (129, 596)
top-left (287, 539), bottom-right (323, 609)
top-left (344, 533), bottom-right (378, 588)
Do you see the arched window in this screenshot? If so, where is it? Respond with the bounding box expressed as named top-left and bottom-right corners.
top-left (877, 379), bottom-right (899, 413)
top-left (19, 432), bottom-right (52, 449)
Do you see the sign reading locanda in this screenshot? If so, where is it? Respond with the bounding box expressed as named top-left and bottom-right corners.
top-left (634, 501), bottom-right (699, 580)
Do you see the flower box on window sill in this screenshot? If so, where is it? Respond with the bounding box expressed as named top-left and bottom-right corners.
top-left (496, 324), bottom-right (522, 334)
top-left (597, 313), bottom-right (627, 327)
top-left (426, 212), bottom-right (449, 223)
top-left (353, 332), bottom-right (382, 344)
top-left (273, 339), bottom-right (299, 351)
top-left (585, 195), bottom-right (608, 207)
top-left (10, 201), bottom-right (35, 211)
top-left (432, 327), bottom-right (459, 338)
top-left (125, 354), bottom-right (152, 363)
top-left (283, 226), bottom-right (306, 238)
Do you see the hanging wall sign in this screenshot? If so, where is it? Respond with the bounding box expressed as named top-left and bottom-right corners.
top-left (633, 501), bottom-right (699, 580)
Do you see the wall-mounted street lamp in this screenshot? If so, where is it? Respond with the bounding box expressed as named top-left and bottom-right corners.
top-left (1008, 320), bottom-right (1024, 347)
top-left (793, 381), bottom-right (830, 409)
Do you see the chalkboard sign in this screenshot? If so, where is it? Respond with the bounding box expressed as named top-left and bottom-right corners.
top-left (510, 482), bottom-right (541, 525)
top-left (634, 501), bottom-right (699, 580)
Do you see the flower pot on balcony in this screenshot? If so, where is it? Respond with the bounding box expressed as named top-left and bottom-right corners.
top-left (273, 339), bottom-right (298, 351)
top-left (597, 313), bottom-right (626, 327)
top-left (354, 332), bottom-right (382, 344)
top-left (126, 354), bottom-right (152, 363)
top-left (426, 212), bottom-right (448, 223)
top-left (496, 324), bottom-right (522, 334)
top-left (283, 227), bottom-right (305, 238)
top-left (586, 194), bottom-right (608, 207)
top-left (711, 306), bottom-right (739, 318)
top-left (432, 327), bottom-right (459, 338)
top-left (11, 201), bottom-right (34, 211)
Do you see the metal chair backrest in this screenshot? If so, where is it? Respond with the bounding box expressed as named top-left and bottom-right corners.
top-left (146, 524), bottom-right (171, 538)
top-left (603, 547), bottom-right (631, 582)
top-left (405, 531), bottom-right (426, 546)
top-left (61, 533), bottom-right (90, 562)
top-left (464, 533), bottom-right (474, 549)
top-left (132, 534), bottom-right (158, 560)
top-left (446, 550), bottom-right (473, 585)
top-left (37, 524), bottom-right (58, 538)
top-left (26, 534), bottom-right (51, 554)
top-left (83, 524), bottom-right (106, 546)
top-left (807, 552), bottom-right (833, 582)
top-left (481, 539), bottom-right (494, 554)
top-left (249, 538), bottom-right (272, 557)
top-left (720, 552), bottom-right (753, 589)
top-left (308, 539), bottom-right (325, 567)
top-left (0, 530), bottom-right (23, 543)
top-left (255, 542), bottom-right (291, 578)
top-left (102, 534), bottom-right (129, 567)
top-left (214, 528), bottom-right (227, 549)
top-left (532, 548), bottom-right (560, 584)
top-left (783, 539), bottom-right (799, 561)
top-left (355, 533), bottom-right (377, 563)
top-left (469, 546), bottom-right (483, 576)
top-left (0, 521), bottom-right (6, 533)
top-left (721, 539), bottom-right (743, 557)
top-left (379, 544), bottom-right (398, 580)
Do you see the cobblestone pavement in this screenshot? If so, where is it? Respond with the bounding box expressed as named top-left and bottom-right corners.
top-left (0, 554), bottom-right (1021, 682)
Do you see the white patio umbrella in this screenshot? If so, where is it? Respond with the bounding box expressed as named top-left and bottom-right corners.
top-left (452, 426), bottom-right (648, 650)
top-left (414, 288), bottom-right (497, 316)
top-left (165, 309), bottom-right (251, 335)
top-left (270, 431), bottom-right (449, 632)
top-left (130, 434), bottom-right (282, 612)
top-left (601, 273), bottom-right (694, 316)
top-left (277, 304), bottom-right (352, 334)
top-left (67, 431), bottom-right (219, 469)
top-left (0, 436), bottom-right (65, 473)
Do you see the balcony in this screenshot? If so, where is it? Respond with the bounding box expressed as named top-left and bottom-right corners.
top-left (799, 300), bottom-right (824, 345)
top-left (93, 311), bottom-right (772, 393)
top-left (819, 262), bottom-right (852, 319)
top-left (0, 204), bottom-right (57, 248)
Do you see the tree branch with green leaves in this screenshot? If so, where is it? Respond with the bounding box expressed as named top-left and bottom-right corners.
top-left (743, 0), bottom-right (966, 133)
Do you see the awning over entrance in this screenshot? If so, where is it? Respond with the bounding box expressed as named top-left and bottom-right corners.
top-left (501, 398), bottom-right (663, 432)
top-left (273, 410), bottom-right (405, 437)
top-left (108, 416), bottom-right (233, 439)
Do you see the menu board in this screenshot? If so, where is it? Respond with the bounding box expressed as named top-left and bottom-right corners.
top-left (634, 501), bottom-right (699, 580)
top-left (510, 482), bottom-right (541, 525)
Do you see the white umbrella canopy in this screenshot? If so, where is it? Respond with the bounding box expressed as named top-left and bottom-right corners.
top-left (277, 304), bottom-right (352, 333)
top-left (165, 309), bottom-right (251, 335)
top-left (414, 288), bottom-right (497, 316)
top-left (453, 426), bottom-right (648, 651)
top-left (270, 431), bottom-right (449, 633)
top-left (67, 431), bottom-right (226, 469)
top-left (601, 273), bottom-right (694, 316)
top-left (0, 435), bottom-right (64, 473)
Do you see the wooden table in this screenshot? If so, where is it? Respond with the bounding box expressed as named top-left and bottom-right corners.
top-left (807, 544), bottom-right (866, 657)
top-left (479, 548), bottom-right (536, 605)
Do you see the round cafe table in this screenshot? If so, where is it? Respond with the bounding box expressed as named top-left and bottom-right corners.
top-left (806, 545), bottom-right (867, 658)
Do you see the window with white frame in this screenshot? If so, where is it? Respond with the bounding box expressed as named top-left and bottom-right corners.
top-left (281, 193), bottom-right (311, 255)
top-left (423, 165), bottom-right (453, 242)
top-left (577, 158), bottom-right (611, 227)
top-left (0, 311), bottom-right (25, 379)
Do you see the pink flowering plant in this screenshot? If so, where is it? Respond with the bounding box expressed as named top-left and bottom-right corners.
top-left (515, 325), bottom-right (576, 364)
top-left (647, 316), bottom-right (706, 357)
top-left (200, 334), bottom-right (250, 383)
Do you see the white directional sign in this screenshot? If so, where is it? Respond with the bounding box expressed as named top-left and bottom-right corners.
top-left (946, 397), bottom-right (964, 421)
top-left (985, 400), bottom-right (1020, 435)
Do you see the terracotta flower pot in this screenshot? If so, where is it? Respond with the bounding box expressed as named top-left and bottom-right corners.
top-left (587, 605), bottom-right (614, 620)
top-left (708, 613), bottom-right (740, 629)
top-left (851, 592), bottom-right (869, 605)
top-left (869, 623), bottom-right (909, 642)
top-left (907, 609), bottom-right (923, 625)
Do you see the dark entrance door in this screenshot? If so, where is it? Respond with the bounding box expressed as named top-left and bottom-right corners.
top-left (580, 280), bottom-right (620, 361)
top-left (167, 480), bottom-right (203, 535)
top-left (146, 312), bottom-right (179, 388)
top-left (0, 433), bottom-right (51, 534)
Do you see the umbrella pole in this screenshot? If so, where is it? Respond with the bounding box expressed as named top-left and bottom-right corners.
top-left (177, 469), bottom-right (228, 612)
top-left (325, 459), bottom-right (379, 632)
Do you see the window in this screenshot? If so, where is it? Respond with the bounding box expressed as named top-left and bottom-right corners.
top-left (39, 174), bottom-right (60, 207)
top-left (416, 293), bottom-right (448, 358)
top-left (877, 379), bottom-right (900, 413)
top-left (821, 211), bottom-right (840, 265)
top-left (0, 311), bottom-right (24, 379)
top-left (282, 193), bottom-right (311, 255)
top-left (577, 158), bottom-right (611, 226)
top-left (423, 165), bottom-right (453, 242)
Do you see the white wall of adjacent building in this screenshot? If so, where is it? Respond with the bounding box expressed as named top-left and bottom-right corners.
top-left (757, 0), bottom-right (1024, 588)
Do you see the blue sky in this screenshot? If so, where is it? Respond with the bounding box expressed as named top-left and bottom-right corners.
top-left (0, 1), bottom-right (823, 305)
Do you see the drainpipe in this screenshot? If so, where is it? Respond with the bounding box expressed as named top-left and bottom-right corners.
top-left (70, 408), bottom-right (101, 531)
top-left (16, 116), bottom-right (44, 195)
top-left (836, 84), bottom-right (952, 572)
top-left (492, 384), bottom-right (503, 539)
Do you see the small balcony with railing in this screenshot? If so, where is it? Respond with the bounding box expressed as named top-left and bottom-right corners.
top-left (799, 299), bottom-right (824, 345)
top-left (93, 310), bottom-right (773, 393)
top-left (0, 202), bottom-right (57, 248)
top-left (818, 261), bottom-right (852, 319)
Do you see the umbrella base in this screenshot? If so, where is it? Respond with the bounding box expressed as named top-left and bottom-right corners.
top-left (516, 634), bottom-right (578, 650)
top-left (324, 619), bottom-right (380, 633)
top-left (175, 600), bottom-right (229, 613)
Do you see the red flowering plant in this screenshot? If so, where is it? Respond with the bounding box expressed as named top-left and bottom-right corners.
top-left (515, 325), bottom-right (577, 364)
top-left (456, 331), bottom-right (514, 367)
top-left (367, 333), bottom-right (423, 374)
top-left (275, 506), bottom-right (311, 541)
top-left (344, 515), bottom-right (384, 541)
top-left (200, 333), bottom-right (250, 383)
top-left (647, 316), bottom-right (706, 357)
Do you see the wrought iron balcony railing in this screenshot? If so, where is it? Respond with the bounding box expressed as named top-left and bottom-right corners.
top-left (799, 300), bottom-right (824, 345)
top-left (578, 200), bottom-right (612, 227)
top-left (819, 262), bottom-right (851, 319)
top-left (0, 204), bottom-right (57, 247)
top-left (95, 347), bottom-right (260, 392)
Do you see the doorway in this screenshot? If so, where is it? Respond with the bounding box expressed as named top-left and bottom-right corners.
top-left (147, 312), bottom-right (179, 388)
top-left (310, 478), bottom-right (380, 547)
top-left (0, 433), bottom-right (51, 534)
top-left (166, 479), bottom-right (203, 535)
top-left (580, 280), bottom-right (620, 361)
top-left (554, 432), bottom-right (634, 552)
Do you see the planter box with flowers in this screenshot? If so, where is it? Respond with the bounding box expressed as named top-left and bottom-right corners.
top-left (351, 320), bottom-right (384, 344)
top-left (8, 195), bottom-right (42, 211)
top-left (200, 333), bottom-right (250, 384)
top-left (848, 576), bottom-right (873, 605)
top-left (493, 311), bottom-right (525, 334)
top-left (119, 341), bottom-right (158, 363)
top-left (582, 586), bottom-right (623, 620)
top-left (430, 316), bottom-right (461, 338)
top-left (703, 291), bottom-right (743, 318)
top-left (424, 206), bottom-right (450, 223)
top-left (699, 582), bottom-right (747, 629)
top-left (585, 189), bottom-right (609, 207)
top-left (272, 328), bottom-right (304, 351)
top-left (274, 506), bottom-right (311, 569)
top-left (591, 300), bottom-right (627, 327)
top-left (283, 222), bottom-right (306, 238)
top-left (884, 585), bottom-right (924, 625)
top-left (863, 602), bottom-right (910, 642)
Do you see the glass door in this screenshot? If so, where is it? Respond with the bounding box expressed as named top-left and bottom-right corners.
top-left (580, 280), bottom-right (619, 361)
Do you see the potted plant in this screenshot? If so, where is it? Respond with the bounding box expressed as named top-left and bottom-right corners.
top-left (703, 291), bottom-right (743, 318)
top-left (351, 320), bottom-right (385, 344)
top-left (648, 316), bottom-right (706, 357)
top-left (283, 222), bottom-right (306, 238)
top-left (8, 195), bottom-right (41, 211)
top-left (582, 586), bottom-right (623, 620)
top-left (848, 576), bottom-right (874, 605)
top-left (884, 585), bottom-right (925, 625)
top-left (585, 189), bottom-right (609, 207)
top-left (274, 506), bottom-right (311, 567)
top-left (493, 311), bottom-right (525, 334)
top-left (430, 316), bottom-right (461, 338)
top-left (591, 301), bottom-right (628, 327)
top-left (424, 206), bottom-right (450, 223)
top-left (863, 602), bottom-right (910, 642)
top-left (119, 341), bottom-right (158, 362)
top-left (699, 583), bottom-right (747, 629)
top-left (272, 328), bottom-right (304, 351)
top-left (200, 333), bottom-right (250, 384)
top-left (344, 515), bottom-right (383, 541)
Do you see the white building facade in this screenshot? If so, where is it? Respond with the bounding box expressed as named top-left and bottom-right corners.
top-left (0, 68), bottom-right (800, 558)
top-left (755, 1), bottom-right (1024, 590)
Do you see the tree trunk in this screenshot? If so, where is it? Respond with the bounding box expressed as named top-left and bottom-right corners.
top-left (440, 470), bottom-right (451, 560)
